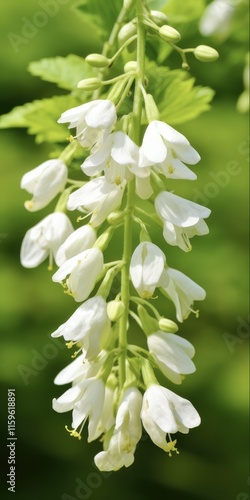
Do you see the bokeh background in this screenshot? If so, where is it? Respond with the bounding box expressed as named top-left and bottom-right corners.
top-left (0, 1), bottom-right (249, 500)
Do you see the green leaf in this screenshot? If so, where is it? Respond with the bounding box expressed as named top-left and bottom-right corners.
top-left (146, 62), bottom-right (215, 124)
top-left (28, 55), bottom-right (94, 91)
top-left (0, 95), bottom-right (82, 144)
top-left (164, 0), bottom-right (205, 23)
top-left (73, 0), bottom-right (123, 40)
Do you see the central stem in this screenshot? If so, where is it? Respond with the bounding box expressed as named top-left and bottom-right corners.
top-left (119, 0), bottom-right (146, 389)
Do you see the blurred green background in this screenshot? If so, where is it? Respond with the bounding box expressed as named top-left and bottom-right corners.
top-left (0, 1), bottom-right (249, 500)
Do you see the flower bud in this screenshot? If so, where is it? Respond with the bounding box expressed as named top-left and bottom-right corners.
top-left (150, 10), bottom-right (168, 27)
top-left (124, 61), bottom-right (137, 73)
top-left (107, 211), bottom-right (125, 225)
top-left (107, 300), bottom-right (125, 322)
top-left (118, 22), bottom-right (137, 45)
top-left (94, 227), bottom-right (114, 252)
top-left (159, 25), bottom-right (181, 43)
top-left (85, 53), bottom-right (110, 68)
top-left (194, 45), bottom-right (219, 63)
top-left (77, 77), bottom-right (102, 90)
top-left (158, 318), bottom-right (179, 333)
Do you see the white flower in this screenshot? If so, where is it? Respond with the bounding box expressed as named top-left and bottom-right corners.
top-left (130, 242), bottom-right (167, 298)
top-left (147, 331), bottom-right (196, 384)
top-left (53, 377), bottom-right (110, 442)
top-left (139, 121), bottom-right (200, 180)
top-left (162, 267), bottom-right (206, 322)
top-left (199, 0), bottom-right (234, 38)
top-left (51, 296), bottom-right (110, 358)
top-left (21, 159), bottom-right (68, 211)
top-left (55, 225), bottom-right (96, 266)
top-left (67, 176), bottom-right (125, 227)
top-left (20, 212), bottom-right (74, 268)
top-left (141, 384), bottom-right (201, 452)
top-left (54, 351), bottom-right (104, 385)
top-left (58, 100), bottom-right (117, 149)
top-left (94, 387), bottom-right (142, 471)
top-left (155, 191), bottom-right (211, 251)
top-left (52, 248), bottom-right (103, 302)
top-left (82, 131), bottom-right (139, 185)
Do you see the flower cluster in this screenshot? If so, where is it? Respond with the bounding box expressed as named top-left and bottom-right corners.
top-left (20, 1), bottom-right (214, 472)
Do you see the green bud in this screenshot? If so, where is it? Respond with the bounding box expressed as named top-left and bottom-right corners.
top-left (77, 77), bottom-right (101, 90)
top-left (194, 45), bottom-right (219, 62)
top-left (107, 211), bottom-right (125, 225)
top-left (124, 61), bottom-right (137, 73)
top-left (159, 25), bottom-right (181, 43)
top-left (94, 227), bottom-right (114, 251)
top-left (158, 318), bottom-right (179, 333)
top-left (144, 93), bottom-right (160, 122)
top-left (107, 300), bottom-right (126, 322)
top-left (118, 22), bottom-right (137, 45)
top-left (137, 305), bottom-right (159, 336)
top-left (85, 53), bottom-right (110, 68)
top-left (150, 10), bottom-right (168, 27)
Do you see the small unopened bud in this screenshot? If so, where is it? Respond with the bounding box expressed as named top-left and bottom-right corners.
top-left (194, 45), bottom-right (219, 62)
top-left (124, 61), bottom-right (137, 73)
top-left (107, 211), bottom-right (125, 225)
top-left (150, 10), bottom-right (168, 27)
top-left (118, 22), bottom-right (137, 45)
top-left (94, 227), bottom-right (114, 251)
top-left (85, 53), bottom-right (110, 68)
top-left (77, 77), bottom-right (101, 90)
top-left (158, 318), bottom-right (179, 333)
top-left (159, 25), bottom-right (181, 43)
top-left (107, 300), bottom-right (126, 322)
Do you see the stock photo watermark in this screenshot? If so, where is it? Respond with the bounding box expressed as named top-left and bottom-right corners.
top-left (192, 138), bottom-right (249, 205)
top-left (223, 316), bottom-right (249, 353)
top-left (6, 389), bottom-right (17, 493)
top-left (7, 0), bottom-right (71, 54)
top-left (17, 332), bottom-right (65, 385)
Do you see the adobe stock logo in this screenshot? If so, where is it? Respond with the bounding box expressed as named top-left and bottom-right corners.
top-left (7, 0), bottom-right (70, 54)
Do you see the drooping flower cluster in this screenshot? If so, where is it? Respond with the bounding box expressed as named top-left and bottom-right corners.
top-left (20, 1), bottom-right (215, 473)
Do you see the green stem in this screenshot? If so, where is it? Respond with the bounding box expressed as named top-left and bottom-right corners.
top-left (118, 0), bottom-right (146, 390)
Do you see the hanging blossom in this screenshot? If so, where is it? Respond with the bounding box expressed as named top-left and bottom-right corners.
top-left (147, 332), bottom-right (196, 384)
top-left (67, 176), bottom-right (126, 227)
top-left (141, 384), bottom-right (201, 454)
top-left (51, 296), bottom-right (110, 358)
top-left (58, 99), bottom-right (117, 149)
top-left (155, 191), bottom-right (211, 251)
top-left (52, 248), bottom-right (104, 302)
top-left (130, 241), bottom-right (205, 322)
top-left (55, 225), bottom-right (97, 266)
top-left (21, 212), bottom-right (73, 268)
top-left (94, 387), bottom-right (143, 471)
top-left (21, 159), bottom-right (68, 211)
top-left (139, 120), bottom-right (200, 180)
top-left (199, 0), bottom-right (235, 38)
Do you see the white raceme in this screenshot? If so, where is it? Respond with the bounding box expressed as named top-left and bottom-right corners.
top-left (52, 247), bottom-right (104, 302)
top-left (54, 351), bottom-right (104, 385)
top-left (58, 99), bottom-right (117, 149)
top-left (162, 267), bottom-right (206, 322)
top-left (147, 331), bottom-right (196, 384)
top-left (51, 296), bottom-right (110, 358)
top-left (94, 387), bottom-right (142, 471)
top-left (21, 159), bottom-right (68, 211)
top-left (67, 176), bottom-right (125, 227)
top-left (130, 242), bottom-right (167, 298)
top-left (82, 131), bottom-right (139, 185)
top-left (141, 384), bottom-right (201, 452)
top-left (21, 212), bottom-right (73, 268)
top-left (139, 121), bottom-right (200, 180)
top-left (155, 191), bottom-right (211, 251)
top-left (55, 225), bottom-right (96, 266)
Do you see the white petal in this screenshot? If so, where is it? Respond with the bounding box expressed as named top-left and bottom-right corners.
top-left (135, 176), bottom-right (153, 200)
top-left (85, 100), bottom-right (117, 129)
top-left (58, 102), bottom-right (94, 126)
top-left (111, 132), bottom-right (139, 165)
top-left (55, 225), bottom-right (96, 266)
top-left (53, 354), bottom-right (88, 385)
top-left (52, 384), bottom-right (82, 413)
top-left (155, 191), bottom-right (211, 227)
top-left (141, 121), bottom-right (167, 163)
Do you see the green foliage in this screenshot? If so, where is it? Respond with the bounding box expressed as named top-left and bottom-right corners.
top-left (0, 95), bottom-right (82, 143)
top-left (28, 55), bottom-right (94, 91)
top-left (146, 62), bottom-right (214, 124)
top-left (73, 0), bottom-right (124, 40)
top-left (164, 0), bottom-right (205, 23)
